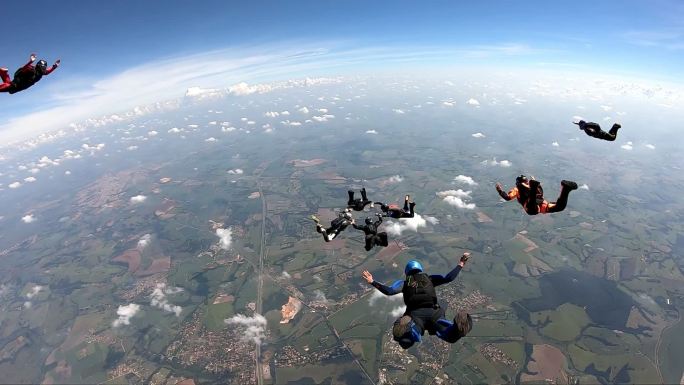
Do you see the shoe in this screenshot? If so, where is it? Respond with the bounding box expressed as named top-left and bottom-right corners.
top-left (613, 123), bottom-right (621, 130)
top-left (310, 215), bottom-right (320, 223)
top-left (0, 68), bottom-right (7, 73)
top-left (455, 311), bottom-right (472, 337)
top-left (561, 180), bottom-right (578, 191)
top-left (393, 315), bottom-right (413, 339)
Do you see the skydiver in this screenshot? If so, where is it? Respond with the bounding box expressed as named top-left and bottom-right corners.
top-left (495, 175), bottom-right (578, 215)
top-left (0, 53), bottom-right (60, 94)
top-left (352, 213), bottom-right (389, 251)
top-left (362, 252), bottom-right (473, 349)
top-left (574, 120), bottom-right (621, 141)
top-left (310, 209), bottom-right (353, 242)
top-left (347, 188), bottom-right (373, 211)
top-left (375, 195), bottom-right (416, 218)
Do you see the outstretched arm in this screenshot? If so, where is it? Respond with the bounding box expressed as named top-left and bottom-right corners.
top-left (496, 183), bottom-right (516, 201)
top-left (362, 270), bottom-right (403, 295)
top-left (20, 54), bottom-right (37, 71)
top-left (44, 60), bottom-right (60, 75)
top-left (430, 252), bottom-right (470, 287)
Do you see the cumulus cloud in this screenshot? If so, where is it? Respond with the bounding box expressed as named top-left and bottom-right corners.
top-left (130, 195), bottom-right (147, 204)
top-left (168, 127), bottom-right (182, 133)
top-left (264, 111), bottom-right (280, 118)
top-left (552, 141), bottom-right (559, 147)
top-left (579, 184), bottom-right (589, 190)
top-left (216, 228), bottom-right (233, 250)
top-left (392, 109), bottom-right (405, 114)
top-left (26, 285), bottom-right (42, 299)
top-left (382, 214), bottom-right (436, 236)
top-left (454, 175), bottom-right (477, 186)
top-left (65, 170), bottom-right (71, 175)
top-left (365, 129), bottom-right (378, 134)
top-left (281, 271), bottom-right (291, 279)
top-left (228, 82), bottom-right (273, 96)
top-left (621, 141), bottom-right (633, 150)
top-left (150, 283), bottom-right (183, 317)
top-left (280, 111), bottom-right (290, 116)
top-left (281, 120), bottom-right (302, 126)
top-left (390, 306), bottom-right (406, 317)
top-left (227, 168), bottom-right (244, 175)
top-left (466, 98), bottom-right (480, 106)
top-left (471, 132), bottom-right (486, 138)
top-left (442, 101), bottom-right (455, 107)
top-left (317, 108), bottom-right (328, 113)
top-left (137, 234), bottom-right (151, 249)
top-left (482, 158), bottom-right (512, 167)
top-left (368, 290), bottom-right (403, 307)
top-left (437, 189), bottom-right (476, 209)
top-left (112, 303), bottom-right (141, 327)
top-left (127, 145), bottom-right (138, 151)
top-left (313, 289), bottom-right (329, 303)
top-left (298, 107), bottom-right (310, 114)
top-left (600, 105), bottom-right (613, 111)
top-left (9, 182), bottom-right (22, 189)
top-left (386, 175), bottom-right (404, 184)
top-left (21, 214), bottom-right (36, 223)
top-left (225, 314), bottom-right (267, 345)
top-left (24, 176), bottom-right (37, 183)
top-left (205, 137), bottom-right (217, 142)
top-left (147, 130), bottom-right (158, 136)
top-left (645, 144), bottom-right (656, 150)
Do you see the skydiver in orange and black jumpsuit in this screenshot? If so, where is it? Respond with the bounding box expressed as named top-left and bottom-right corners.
top-left (574, 120), bottom-right (621, 141)
top-left (495, 175), bottom-right (578, 215)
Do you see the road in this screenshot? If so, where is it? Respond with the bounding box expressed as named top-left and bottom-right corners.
top-left (256, 180), bottom-right (266, 385)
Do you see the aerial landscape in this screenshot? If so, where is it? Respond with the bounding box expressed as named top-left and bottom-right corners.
top-left (0, 1), bottom-right (683, 385)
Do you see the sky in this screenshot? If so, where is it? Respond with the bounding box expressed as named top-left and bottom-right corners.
top-left (0, 0), bottom-right (682, 142)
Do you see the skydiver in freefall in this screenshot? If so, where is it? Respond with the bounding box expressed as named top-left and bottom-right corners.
top-left (574, 120), bottom-right (621, 141)
top-left (362, 252), bottom-right (473, 349)
top-left (495, 175), bottom-right (578, 215)
top-left (347, 188), bottom-right (373, 211)
top-left (352, 213), bottom-right (388, 251)
top-left (375, 195), bottom-right (416, 218)
top-left (311, 209), bottom-right (353, 242)
top-left (0, 53), bottom-right (60, 94)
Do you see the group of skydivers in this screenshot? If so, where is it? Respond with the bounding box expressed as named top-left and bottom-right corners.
top-left (2, 53), bottom-right (623, 351)
top-left (311, 121), bottom-right (622, 350)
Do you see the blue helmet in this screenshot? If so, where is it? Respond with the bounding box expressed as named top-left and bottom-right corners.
top-left (405, 260), bottom-right (423, 275)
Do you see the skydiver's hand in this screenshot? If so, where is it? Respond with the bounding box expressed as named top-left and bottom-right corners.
top-left (53, 59), bottom-right (61, 67)
top-left (30, 54), bottom-right (37, 62)
top-left (459, 252), bottom-right (471, 267)
top-left (495, 182), bottom-right (503, 192)
top-left (362, 270), bottom-right (373, 284)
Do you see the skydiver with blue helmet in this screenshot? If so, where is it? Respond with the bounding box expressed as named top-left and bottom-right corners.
top-left (362, 252), bottom-right (473, 349)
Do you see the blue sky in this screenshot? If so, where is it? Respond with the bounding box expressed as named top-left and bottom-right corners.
top-left (1, 0), bottom-right (682, 140)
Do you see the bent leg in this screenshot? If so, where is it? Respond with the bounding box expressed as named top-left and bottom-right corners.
top-left (408, 202), bottom-right (416, 217)
top-left (435, 311), bottom-right (472, 343)
top-left (392, 315), bottom-right (422, 349)
top-left (0, 70), bottom-right (11, 92)
top-left (546, 181), bottom-right (577, 213)
top-left (347, 190), bottom-right (355, 206)
top-left (364, 235), bottom-right (373, 251)
top-left (361, 188), bottom-right (368, 202)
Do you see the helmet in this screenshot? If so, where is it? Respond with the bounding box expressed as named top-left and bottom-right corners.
top-left (404, 260), bottom-right (423, 275)
top-left (365, 217), bottom-right (373, 225)
top-left (515, 175), bottom-right (527, 186)
top-left (36, 60), bottom-right (48, 74)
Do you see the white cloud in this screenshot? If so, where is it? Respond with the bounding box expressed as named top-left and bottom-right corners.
top-left (137, 234), bottom-right (151, 249)
top-left (185, 86), bottom-right (219, 97)
top-left (112, 303), bottom-right (141, 327)
top-left (454, 175), bottom-right (477, 186)
top-left (368, 290), bottom-right (403, 306)
top-left (621, 141), bottom-right (633, 150)
top-left (482, 158), bottom-right (512, 167)
top-left (298, 107), bottom-right (310, 114)
top-left (471, 132), bottom-right (486, 138)
top-left (437, 189), bottom-right (476, 210)
top-left (229, 82), bottom-right (273, 96)
top-left (65, 170), bottom-right (71, 175)
top-left (281, 120), bottom-right (302, 126)
top-left (382, 214), bottom-right (435, 236)
top-left (148, 130), bottom-right (158, 137)
top-left (313, 289), bottom-right (329, 303)
top-left (600, 105), bottom-right (613, 111)
top-left (26, 285), bottom-right (42, 299)
top-left (168, 127), bottom-right (182, 133)
top-left (216, 228), bottom-right (233, 250)
top-left (442, 101), bottom-right (455, 107)
top-left (228, 168), bottom-right (244, 175)
top-left (225, 314), bottom-right (267, 345)
top-left (265, 111), bottom-right (280, 118)
top-left (386, 175), bottom-right (404, 184)
top-left (130, 195), bottom-right (147, 203)
top-left (24, 176), bottom-right (37, 183)
top-left (280, 110), bottom-right (290, 116)
top-left (466, 98), bottom-right (480, 106)
top-left (392, 109), bottom-right (405, 114)
top-left (552, 141), bottom-right (559, 147)
top-left (390, 306), bottom-right (406, 318)
top-left (365, 129), bottom-right (378, 134)
top-left (21, 214), bottom-right (36, 223)
top-left (82, 143), bottom-right (105, 152)
top-left (579, 184), bottom-right (589, 190)
top-left (645, 144), bottom-right (656, 150)
top-left (572, 115), bottom-right (584, 123)
top-left (317, 108), bottom-right (328, 113)
top-left (150, 283), bottom-right (183, 317)
top-left (222, 126), bottom-right (237, 132)
top-left (205, 137), bottom-right (218, 142)
top-left (127, 145), bottom-right (138, 151)
top-left (281, 271), bottom-right (291, 279)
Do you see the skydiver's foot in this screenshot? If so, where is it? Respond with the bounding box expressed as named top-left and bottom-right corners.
top-left (561, 180), bottom-right (578, 191)
top-left (455, 311), bottom-right (473, 337)
top-left (0, 68), bottom-right (7, 73)
top-left (613, 123), bottom-right (621, 130)
top-left (405, 195), bottom-right (410, 201)
top-left (310, 215), bottom-right (320, 223)
top-left (393, 315), bottom-right (413, 339)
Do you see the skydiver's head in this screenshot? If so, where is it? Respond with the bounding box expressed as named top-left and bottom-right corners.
top-left (343, 208), bottom-right (352, 219)
top-left (35, 60), bottom-right (48, 75)
top-left (365, 217), bottom-right (373, 225)
top-left (404, 260), bottom-right (423, 276)
top-left (515, 175), bottom-right (528, 187)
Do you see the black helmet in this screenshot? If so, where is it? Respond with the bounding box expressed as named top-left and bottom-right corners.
top-left (35, 60), bottom-right (48, 74)
top-left (515, 175), bottom-right (527, 186)
top-left (365, 217), bottom-right (373, 225)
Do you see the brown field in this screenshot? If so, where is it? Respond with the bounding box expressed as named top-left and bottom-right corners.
top-left (137, 256), bottom-right (171, 276)
top-left (112, 250), bottom-right (142, 273)
top-left (291, 159), bottom-right (326, 167)
top-left (521, 344), bottom-right (567, 383)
